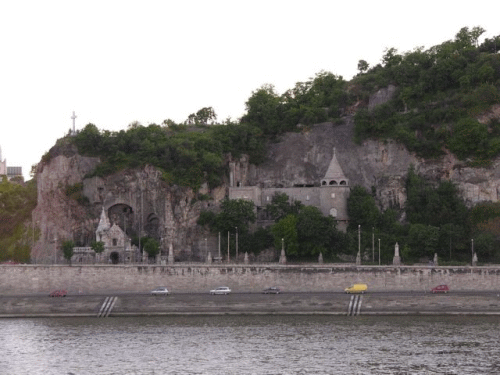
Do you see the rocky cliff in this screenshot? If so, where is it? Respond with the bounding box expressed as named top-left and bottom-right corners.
top-left (32, 114), bottom-right (500, 263)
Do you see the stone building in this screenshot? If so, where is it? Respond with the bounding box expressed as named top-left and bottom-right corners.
top-left (72, 207), bottom-right (140, 264)
top-left (229, 149), bottom-right (350, 231)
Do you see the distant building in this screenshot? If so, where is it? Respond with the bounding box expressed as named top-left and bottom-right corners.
top-left (229, 149), bottom-right (350, 231)
top-left (72, 207), bottom-right (141, 264)
top-left (0, 145), bottom-right (23, 180)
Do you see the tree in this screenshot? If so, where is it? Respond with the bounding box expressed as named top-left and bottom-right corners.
top-left (62, 240), bottom-right (75, 265)
top-left (271, 214), bottom-right (299, 256)
top-left (357, 60), bottom-right (369, 73)
top-left (186, 107), bottom-right (217, 125)
top-left (241, 84), bottom-right (283, 136)
top-left (296, 206), bottom-right (337, 257)
top-left (214, 199), bottom-right (256, 235)
top-left (347, 185), bottom-right (380, 230)
top-left (407, 224), bottom-right (439, 260)
top-left (91, 241), bottom-right (105, 254)
top-left (143, 238), bottom-right (160, 259)
top-left (265, 192), bottom-right (303, 221)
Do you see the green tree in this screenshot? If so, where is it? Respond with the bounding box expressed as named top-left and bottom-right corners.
top-left (271, 214), bottom-right (299, 256)
top-left (296, 206), bottom-right (337, 258)
top-left (143, 238), bottom-right (160, 259)
top-left (214, 199), bottom-right (256, 235)
top-left (347, 185), bottom-right (380, 230)
top-left (407, 224), bottom-right (439, 260)
top-left (357, 60), bottom-right (369, 73)
top-left (186, 107), bottom-right (217, 125)
top-left (62, 240), bottom-right (75, 265)
top-left (265, 192), bottom-right (303, 221)
top-left (91, 241), bottom-right (105, 254)
top-left (241, 84), bottom-right (283, 136)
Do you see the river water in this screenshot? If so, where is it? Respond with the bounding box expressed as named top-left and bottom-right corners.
top-left (1, 315), bottom-right (500, 375)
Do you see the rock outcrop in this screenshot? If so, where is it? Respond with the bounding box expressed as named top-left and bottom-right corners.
top-left (32, 116), bottom-right (500, 263)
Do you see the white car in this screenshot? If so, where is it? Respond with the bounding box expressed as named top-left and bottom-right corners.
top-left (210, 286), bottom-right (231, 295)
top-left (151, 287), bottom-right (170, 296)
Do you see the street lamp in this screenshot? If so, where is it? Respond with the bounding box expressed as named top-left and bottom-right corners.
top-left (235, 227), bottom-right (238, 263)
top-left (378, 238), bottom-right (381, 266)
top-left (471, 238), bottom-right (474, 266)
top-left (358, 224), bottom-right (361, 255)
top-left (227, 231), bottom-right (230, 263)
top-left (54, 236), bottom-right (58, 265)
top-left (372, 227), bottom-right (374, 263)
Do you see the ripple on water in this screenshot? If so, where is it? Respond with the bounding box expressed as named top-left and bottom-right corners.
top-left (1, 315), bottom-right (500, 374)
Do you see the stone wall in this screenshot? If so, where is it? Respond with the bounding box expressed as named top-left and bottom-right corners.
top-left (2, 265), bottom-right (500, 295)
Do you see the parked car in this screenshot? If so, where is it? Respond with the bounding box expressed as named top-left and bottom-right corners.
top-left (431, 284), bottom-right (450, 294)
top-left (151, 287), bottom-right (170, 296)
top-left (210, 286), bottom-right (231, 295)
top-left (49, 290), bottom-right (67, 297)
top-left (263, 287), bottom-right (281, 294)
top-left (344, 283), bottom-right (368, 294)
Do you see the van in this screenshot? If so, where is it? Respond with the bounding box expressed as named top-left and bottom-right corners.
top-left (344, 283), bottom-right (368, 294)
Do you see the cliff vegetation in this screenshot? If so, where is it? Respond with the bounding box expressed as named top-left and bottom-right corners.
top-left (33, 26), bottom-right (500, 264)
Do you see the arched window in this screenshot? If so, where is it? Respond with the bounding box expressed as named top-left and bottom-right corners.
top-left (329, 208), bottom-right (337, 217)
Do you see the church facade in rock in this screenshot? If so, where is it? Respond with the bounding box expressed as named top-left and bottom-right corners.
top-left (72, 207), bottom-right (141, 264)
top-left (228, 149), bottom-right (350, 231)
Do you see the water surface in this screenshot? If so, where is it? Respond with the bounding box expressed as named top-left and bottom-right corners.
top-left (1, 315), bottom-right (500, 374)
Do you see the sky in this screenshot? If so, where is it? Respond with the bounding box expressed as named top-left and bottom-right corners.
top-left (1, 0), bottom-right (499, 181)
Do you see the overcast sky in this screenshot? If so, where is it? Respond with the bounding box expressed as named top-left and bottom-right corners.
top-left (1, 0), bottom-right (499, 180)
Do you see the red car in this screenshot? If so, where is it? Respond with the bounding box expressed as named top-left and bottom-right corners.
top-left (431, 285), bottom-right (450, 294)
top-left (49, 290), bottom-right (67, 297)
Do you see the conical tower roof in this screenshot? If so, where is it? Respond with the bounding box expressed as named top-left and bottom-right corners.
top-left (96, 206), bottom-right (111, 233)
top-left (322, 148), bottom-right (347, 182)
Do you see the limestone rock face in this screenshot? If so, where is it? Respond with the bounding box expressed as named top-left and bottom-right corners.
top-left (33, 117), bottom-right (500, 262)
top-left (33, 152), bottom-right (223, 263)
top-left (242, 117), bottom-right (500, 211)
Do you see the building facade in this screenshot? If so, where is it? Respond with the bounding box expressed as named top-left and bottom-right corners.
top-left (229, 149), bottom-right (350, 231)
top-left (0, 146), bottom-right (23, 180)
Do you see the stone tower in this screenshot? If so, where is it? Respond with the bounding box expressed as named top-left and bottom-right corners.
top-left (319, 148), bottom-right (350, 231)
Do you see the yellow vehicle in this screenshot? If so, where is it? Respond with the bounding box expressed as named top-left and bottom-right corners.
top-left (344, 283), bottom-right (368, 294)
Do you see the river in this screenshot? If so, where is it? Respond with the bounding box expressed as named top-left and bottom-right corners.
top-left (1, 315), bottom-right (500, 374)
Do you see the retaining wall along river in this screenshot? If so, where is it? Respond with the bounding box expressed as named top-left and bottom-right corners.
top-left (2, 264), bottom-right (500, 316)
top-left (1, 264), bottom-right (500, 295)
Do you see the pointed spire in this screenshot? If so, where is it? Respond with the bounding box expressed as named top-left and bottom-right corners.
top-left (322, 147), bottom-right (348, 186)
top-left (96, 206), bottom-right (111, 234)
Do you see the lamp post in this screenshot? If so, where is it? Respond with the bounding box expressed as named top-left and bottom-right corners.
top-left (227, 231), bottom-right (230, 263)
top-left (235, 227), bottom-right (238, 263)
top-left (54, 236), bottom-right (58, 265)
top-left (378, 238), bottom-right (381, 266)
top-left (471, 238), bottom-right (474, 266)
top-left (372, 227), bottom-right (374, 263)
top-left (358, 224), bottom-right (361, 255)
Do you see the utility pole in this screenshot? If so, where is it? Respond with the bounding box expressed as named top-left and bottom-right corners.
top-left (372, 227), bottom-right (374, 263)
top-left (378, 238), bottom-right (381, 266)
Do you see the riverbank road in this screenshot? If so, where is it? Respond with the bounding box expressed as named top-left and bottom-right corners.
top-left (2, 291), bottom-right (500, 317)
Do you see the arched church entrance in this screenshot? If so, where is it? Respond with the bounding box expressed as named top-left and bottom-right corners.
top-left (110, 252), bottom-right (120, 264)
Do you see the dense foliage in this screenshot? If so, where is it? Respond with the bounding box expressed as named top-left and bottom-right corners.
top-left (241, 72), bottom-right (353, 138)
top-left (73, 120), bottom-right (266, 190)
top-left (352, 27), bottom-right (500, 162)
top-left (0, 177), bottom-right (37, 263)
top-left (199, 193), bottom-right (347, 261)
top-left (345, 166), bottom-right (500, 264)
